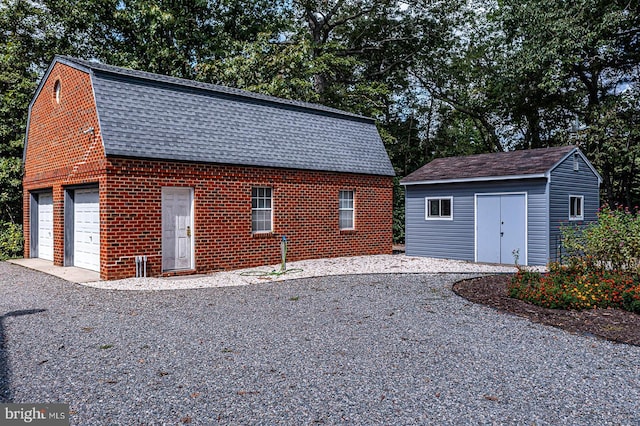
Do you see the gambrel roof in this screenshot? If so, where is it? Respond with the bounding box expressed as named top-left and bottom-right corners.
top-left (27, 55), bottom-right (395, 176)
top-left (401, 146), bottom-right (602, 185)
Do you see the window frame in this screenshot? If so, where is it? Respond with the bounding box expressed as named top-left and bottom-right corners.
top-left (53, 80), bottom-right (61, 104)
top-left (425, 196), bottom-right (453, 220)
top-left (339, 190), bottom-right (355, 230)
top-left (251, 187), bottom-right (273, 233)
top-left (569, 195), bottom-right (584, 221)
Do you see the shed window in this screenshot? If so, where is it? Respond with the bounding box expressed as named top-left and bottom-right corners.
top-left (252, 187), bottom-right (272, 232)
top-left (339, 190), bottom-right (355, 230)
top-left (569, 195), bottom-right (583, 221)
top-left (425, 197), bottom-right (453, 220)
top-left (573, 153), bottom-right (580, 171)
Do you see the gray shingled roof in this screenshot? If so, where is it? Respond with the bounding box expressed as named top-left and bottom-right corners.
top-left (401, 146), bottom-right (578, 184)
top-left (53, 56), bottom-right (395, 176)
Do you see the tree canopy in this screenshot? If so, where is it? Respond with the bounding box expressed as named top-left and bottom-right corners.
top-left (0, 0), bottom-right (638, 254)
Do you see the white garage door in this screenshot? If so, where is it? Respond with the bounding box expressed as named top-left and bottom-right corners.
top-left (37, 193), bottom-right (54, 261)
top-left (74, 188), bottom-right (100, 271)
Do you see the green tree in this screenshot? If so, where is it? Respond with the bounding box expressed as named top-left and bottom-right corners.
top-left (0, 0), bottom-right (51, 227)
top-left (0, 0), bottom-right (296, 257)
top-left (495, 0), bottom-right (640, 206)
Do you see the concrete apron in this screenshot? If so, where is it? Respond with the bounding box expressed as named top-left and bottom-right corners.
top-left (7, 258), bottom-right (100, 283)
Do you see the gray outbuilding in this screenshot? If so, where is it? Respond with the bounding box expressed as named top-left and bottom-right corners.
top-left (400, 146), bottom-right (602, 266)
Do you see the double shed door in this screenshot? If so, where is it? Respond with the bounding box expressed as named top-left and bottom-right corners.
top-left (476, 194), bottom-right (527, 265)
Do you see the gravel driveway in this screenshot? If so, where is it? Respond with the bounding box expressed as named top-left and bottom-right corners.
top-left (1, 261), bottom-right (639, 425)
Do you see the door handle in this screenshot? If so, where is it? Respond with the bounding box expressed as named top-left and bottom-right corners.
top-left (500, 232), bottom-right (504, 237)
top-left (186, 226), bottom-right (191, 237)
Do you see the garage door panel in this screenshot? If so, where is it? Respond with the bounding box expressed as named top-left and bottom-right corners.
top-left (73, 188), bottom-right (100, 272)
top-left (37, 192), bottom-right (54, 261)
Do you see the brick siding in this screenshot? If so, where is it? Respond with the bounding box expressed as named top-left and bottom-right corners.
top-left (103, 158), bottom-right (393, 279)
top-left (23, 62), bottom-right (393, 280)
top-left (23, 62), bottom-right (106, 269)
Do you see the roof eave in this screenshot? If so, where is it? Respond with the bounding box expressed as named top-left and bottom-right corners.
top-left (105, 153), bottom-right (396, 177)
top-left (400, 173), bottom-right (548, 186)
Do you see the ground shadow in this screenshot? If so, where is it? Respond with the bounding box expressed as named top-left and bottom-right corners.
top-left (0, 309), bottom-right (47, 402)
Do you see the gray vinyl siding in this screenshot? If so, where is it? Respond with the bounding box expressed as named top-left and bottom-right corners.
top-left (548, 153), bottom-right (601, 262)
top-left (405, 178), bottom-right (549, 266)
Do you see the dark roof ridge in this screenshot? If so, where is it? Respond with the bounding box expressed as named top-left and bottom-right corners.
top-left (55, 55), bottom-right (373, 123)
top-left (429, 145), bottom-right (574, 163)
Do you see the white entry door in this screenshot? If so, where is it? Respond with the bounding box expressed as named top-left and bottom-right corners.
top-left (37, 192), bottom-right (54, 261)
top-left (476, 194), bottom-right (527, 265)
top-left (162, 187), bottom-right (193, 271)
top-left (74, 188), bottom-right (100, 271)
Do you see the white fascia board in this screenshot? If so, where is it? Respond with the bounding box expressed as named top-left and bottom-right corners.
top-left (400, 173), bottom-right (547, 186)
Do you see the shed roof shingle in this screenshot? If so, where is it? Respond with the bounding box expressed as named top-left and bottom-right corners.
top-left (400, 146), bottom-right (577, 184)
top-left (52, 56), bottom-right (395, 176)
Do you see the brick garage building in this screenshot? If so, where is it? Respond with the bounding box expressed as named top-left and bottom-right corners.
top-left (23, 56), bottom-right (394, 280)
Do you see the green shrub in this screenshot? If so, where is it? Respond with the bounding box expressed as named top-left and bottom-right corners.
top-left (509, 205), bottom-right (640, 313)
top-left (561, 205), bottom-right (640, 273)
top-left (0, 221), bottom-right (23, 260)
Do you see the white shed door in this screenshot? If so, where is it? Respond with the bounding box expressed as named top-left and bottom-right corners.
top-left (74, 188), bottom-right (100, 271)
top-left (162, 187), bottom-right (193, 271)
top-left (37, 193), bottom-right (54, 261)
top-left (476, 194), bottom-right (526, 265)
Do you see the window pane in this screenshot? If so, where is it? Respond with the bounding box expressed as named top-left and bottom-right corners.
top-left (340, 210), bottom-right (353, 229)
top-left (570, 196), bottom-right (583, 218)
top-left (252, 187), bottom-right (272, 232)
top-left (252, 210), bottom-right (271, 232)
top-left (339, 191), bottom-right (353, 208)
top-left (339, 191), bottom-right (354, 229)
top-left (429, 200), bottom-right (440, 217)
top-left (441, 199), bottom-right (451, 217)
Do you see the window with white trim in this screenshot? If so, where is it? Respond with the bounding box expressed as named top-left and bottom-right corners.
top-left (339, 190), bottom-right (355, 230)
top-left (425, 197), bottom-right (453, 220)
top-left (569, 195), bottom-right (583, 220)
top-left (252, 187), bottom-right (272, 232)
